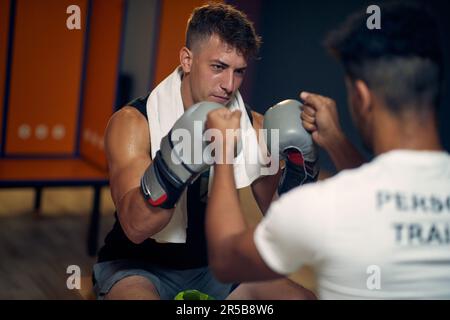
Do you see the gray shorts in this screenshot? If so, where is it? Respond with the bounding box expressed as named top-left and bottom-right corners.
top-left (93, 259), bottom-right (233, 300)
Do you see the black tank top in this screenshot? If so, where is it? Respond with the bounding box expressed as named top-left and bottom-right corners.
top-left (97, 94), bottom-right (253, 269)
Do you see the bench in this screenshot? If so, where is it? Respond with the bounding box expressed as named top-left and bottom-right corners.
top-left (0, 158), bottom-right (109, 256)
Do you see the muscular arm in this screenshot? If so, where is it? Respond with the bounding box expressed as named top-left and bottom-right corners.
top-left (250, 111), bottom-right (282, 214)
top-left (206, 162), bottom-right (282, 283)
top-left (105, 107), bottom-right (174, 244)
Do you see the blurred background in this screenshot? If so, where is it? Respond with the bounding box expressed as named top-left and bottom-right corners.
top-left (0, 0), bottom-right (448, 299)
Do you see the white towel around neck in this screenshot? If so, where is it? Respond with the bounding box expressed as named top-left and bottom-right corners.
top-left (146, 67), bottom-right (264, 243)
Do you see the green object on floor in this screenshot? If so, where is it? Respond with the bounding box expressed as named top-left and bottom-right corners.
top-left (174, 289), bottom-right (215, 300)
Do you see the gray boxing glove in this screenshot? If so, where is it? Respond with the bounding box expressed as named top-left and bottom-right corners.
top-left (141, 101), bottom-right (223, 209)
top-left (263, 99), bottom-right (319, 195)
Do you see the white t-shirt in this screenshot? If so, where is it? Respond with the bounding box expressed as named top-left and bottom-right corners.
top-left (254, 150), bottom-right (450, 299)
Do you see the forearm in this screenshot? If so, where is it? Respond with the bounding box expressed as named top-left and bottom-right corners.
top-left (206, 163), bottom-right (247, 266)
top-left (324, 132), bottom-right (365, 171)
top-left (118, 187), bottom-right (174, 244)
top-left (206, 165), bottom-right (283, 282)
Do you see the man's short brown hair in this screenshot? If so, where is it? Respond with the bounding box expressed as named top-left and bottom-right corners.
top-left (186, 3), bottom-right (261, 60)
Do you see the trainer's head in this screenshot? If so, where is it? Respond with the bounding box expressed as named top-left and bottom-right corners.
top-left (325, 1), bottom-right (443, 151)
top-left (180, 3), bottom-right (261, 107)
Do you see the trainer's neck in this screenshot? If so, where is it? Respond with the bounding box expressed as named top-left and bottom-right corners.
top-left (373, 108), bottom-right (443, 155)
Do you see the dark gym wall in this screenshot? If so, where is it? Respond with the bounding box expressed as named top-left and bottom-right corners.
top-left (239, 0), bottom-right (450, 173)
top-left (120, 0), bottom-right (159, 101)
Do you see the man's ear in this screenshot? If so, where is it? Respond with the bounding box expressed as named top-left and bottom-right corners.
top-left (180, 47), bottom-right (193, 73)
top-left (354, 79), bottom-right (372, 116)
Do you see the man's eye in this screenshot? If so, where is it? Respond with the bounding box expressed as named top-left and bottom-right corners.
top-left (212, 64), bottom-right (224, 71)
top-left (236, 69), bottom-right (246, 76)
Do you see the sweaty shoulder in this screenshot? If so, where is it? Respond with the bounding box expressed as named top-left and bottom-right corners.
top-left (105, 106), bottom-right (151, 158)
top-left (104, 106), bottom-right (153, 211)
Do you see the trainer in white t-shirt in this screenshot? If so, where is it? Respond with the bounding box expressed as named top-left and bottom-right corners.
top-left (254, 150), bottom-right (450, 299)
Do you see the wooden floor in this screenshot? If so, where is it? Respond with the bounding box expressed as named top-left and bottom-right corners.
top-left (0, 187), bottom-right (316, 299)
top-left (0, 188), bottom-right (116, 300)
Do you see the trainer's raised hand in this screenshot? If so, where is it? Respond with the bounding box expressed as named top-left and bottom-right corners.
top-left (300, 91), bottom-right (343, 149)
top-left (300, 91), bottom-right (365, 171)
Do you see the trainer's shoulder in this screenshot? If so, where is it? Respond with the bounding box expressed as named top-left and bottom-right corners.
top-left (323, 160), bottom-right (382, 188)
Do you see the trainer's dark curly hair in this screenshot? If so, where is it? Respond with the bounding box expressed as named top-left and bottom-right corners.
top-left (186, 3), bottom-right (261, 61)
top-left (325, 1), bottom-right (443, 114)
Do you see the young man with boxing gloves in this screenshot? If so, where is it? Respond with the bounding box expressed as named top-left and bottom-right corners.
top-left (93, 3), bottom-right (323, 300)
top-left (206, 2), bottom-right (450, 299)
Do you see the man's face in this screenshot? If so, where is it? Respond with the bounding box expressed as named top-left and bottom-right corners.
top-left (183, 34), bottom-right (248, 106)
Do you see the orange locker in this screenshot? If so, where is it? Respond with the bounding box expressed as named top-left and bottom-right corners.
top-left (0, 0), bottom-right (12, 151)
top-left (79, 0), bottom-right (125, 170)
top-left (5, 0), bottom-right (88, 155)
